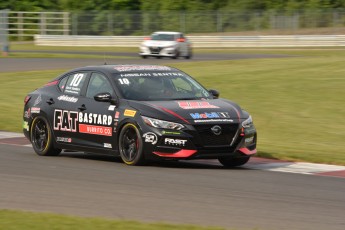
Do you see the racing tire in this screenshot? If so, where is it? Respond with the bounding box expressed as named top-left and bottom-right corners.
top-left (172, 51), bottom-right (179, 59)
top-left (218, 155), bottom-right (250, 168)
top-left (119, 123), bottom-right (146, 166)
top-left (185, 49), bottom-right (192, 59)
top-left (30, 116), bottom-right (61, 156)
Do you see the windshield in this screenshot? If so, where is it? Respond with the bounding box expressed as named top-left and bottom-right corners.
top-left (114, 72), bottom-right (211, 101)
top-left (151, 33), bottom-right (175, 41)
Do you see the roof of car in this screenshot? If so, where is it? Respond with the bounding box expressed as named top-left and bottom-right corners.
top-left (70, 64), bottom-right (179, 74)
top-left (152, 31), bottom-right (181, 35)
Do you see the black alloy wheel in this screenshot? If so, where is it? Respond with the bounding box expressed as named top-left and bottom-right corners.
top-left (119, 123), bottom-right (145, 165)
top-left (30, 116), bottom-right (61, 156)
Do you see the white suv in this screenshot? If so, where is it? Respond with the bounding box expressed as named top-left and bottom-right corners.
top-left (139, 31), bottom-right (192, 59)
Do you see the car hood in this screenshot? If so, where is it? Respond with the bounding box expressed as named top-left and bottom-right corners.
top-left (142, 40), bottom-right (176, 47)
top-left (128, 99), bottom-right (245, 125)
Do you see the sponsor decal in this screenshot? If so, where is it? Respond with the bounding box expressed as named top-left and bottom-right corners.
top-left (56, 137), bottom-right (72, 143)
top-left (164, 138), bottom-right (187, 146)
top-left (245, 136), bottom-right (254, 144)
top-left (143, 132), bottom-right (158, 145)
top-left (23, 121), bottom-right (29, 131)
top-left (178, 101), bottom-right (219, 109)
top-left (113, 120), bottom-right (119, 132)
top-left (115, 111), bottom-right (120, 119)
top-left (79, 124), bottom-right (112, 136)
top-left (54, 109), bottom-right (113, 136)
top-left (54, 110), bottom-right (78, 132)
top-left (78, 112), bottom-right (112, 126)
top-left (108, 105), bottom-right (116, 111)
top-left (194, 119), bottom-right (233, 123)
top-left (24, 108), bottom-right (31, 119)
top-left (65, 73), bottom-right (85, 95)
top-left (124, 109), bottom-right (137, 117)
top-left (190, 112), bottom-right (230, 119)
top-left (31, 107), bottom-right (41, 114)
top-left (57, 95), bottom-right (78, 103)
top-left (162, 130), bottom-right (182, 135)
top-left (114, 65), bottom-right (171, 72)
top-left (104, 143), bottom-right (112, 148)
top-left (33, 95), bottom-right (42, 106)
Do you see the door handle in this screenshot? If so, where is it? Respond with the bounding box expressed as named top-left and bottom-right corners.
top-left (78, 104), bottom-right (86, 111)
top-left (46, 98), bottom-right (54, 105)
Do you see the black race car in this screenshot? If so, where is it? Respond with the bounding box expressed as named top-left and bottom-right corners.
top-left (23, 64), bottom-right (257, 167)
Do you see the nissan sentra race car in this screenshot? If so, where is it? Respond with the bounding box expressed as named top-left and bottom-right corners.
top-left (23, 64), bottom-right (257, 167)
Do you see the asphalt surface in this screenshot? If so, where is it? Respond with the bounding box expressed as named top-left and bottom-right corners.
top-left (1, 50), bottom-right (291, 72)
top-left (1, 143), bottom-right (345, 230)
top-left (1, 53), bottom-right (344, 230)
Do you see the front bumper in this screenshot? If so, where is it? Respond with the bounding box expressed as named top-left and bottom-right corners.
top-left (139, 46), bottom-right (177, 57)
top-left (142, 123), bottom-right (257, 160)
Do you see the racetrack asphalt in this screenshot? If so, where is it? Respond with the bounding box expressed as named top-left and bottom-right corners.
top-left (1, 54), bottom-right (345, 230)
top-left (1, 132), bottom-right (345, 230)
top-left (1, 50), bottom-right (291, 72)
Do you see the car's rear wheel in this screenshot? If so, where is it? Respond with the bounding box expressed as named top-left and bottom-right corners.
top-left (30, 116), bottom-right (61, 156)
top-left (141, 55), bottom-right (147, 59)
top-left (185, 49), bottom-right (192, 59)
top-left (119, 123), bottom-right (145, 166)
top-left (218, 155), bottom-right (250, 167)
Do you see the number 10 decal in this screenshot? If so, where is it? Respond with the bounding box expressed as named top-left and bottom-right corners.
top-left (70, 73), bottom-right (84, 87)
top-left (118, 78), bottom-right (130, 85)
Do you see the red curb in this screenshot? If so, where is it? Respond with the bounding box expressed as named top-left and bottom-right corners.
top-left (315, 170), bottom-right (345, 178)
top-left (0, 137), bottom-right (30, 145)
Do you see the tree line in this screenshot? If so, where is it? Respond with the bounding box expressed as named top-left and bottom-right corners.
top-left (1, 0), bottom-right (345, 12)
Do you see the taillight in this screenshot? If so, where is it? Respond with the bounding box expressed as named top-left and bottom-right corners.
top-left (144, 37), bottom-right (151, 40)
top-left (24, 96), bottom-right (31, 105)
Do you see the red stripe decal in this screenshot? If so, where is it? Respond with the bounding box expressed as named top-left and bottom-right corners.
top-left (153, 149), bottom-right (196, 158)
top-left (158, 107), bottom-right (190, 124)
top-left (44, 80), bottom-right (58, 87)
top-left (239, 147), bottom-right (257, 155)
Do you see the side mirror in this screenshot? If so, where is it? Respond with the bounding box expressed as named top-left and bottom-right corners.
top-left (94, 92), bottom-right (112, 102)
top-left (208, 89), bottom-right (219, 99)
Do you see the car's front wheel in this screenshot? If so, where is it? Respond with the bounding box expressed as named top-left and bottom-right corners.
top-left (218, 155), bottom-right (250, 168)
top-left (30, 116), bottom-right (61, 156)
top-left (118, 123), bottom-right (145, 166)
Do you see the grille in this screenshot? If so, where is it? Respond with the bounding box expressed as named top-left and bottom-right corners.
top-left (194, 124), bottom-right (239, 146)
top-left (149, 47), bottom-right (161, 54)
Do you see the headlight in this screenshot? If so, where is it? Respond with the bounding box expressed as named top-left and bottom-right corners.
top-left (142, 116), bottom-right (184, 130)
top-left (242, 115), bottom-right (253, 128)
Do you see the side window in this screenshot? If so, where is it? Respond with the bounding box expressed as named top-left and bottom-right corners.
top-left (86, 73), bottom-right (113, 98)
top-left (58, 77), bottom-right (68, 91)
top-left (64, 72), bottom-right (87, 95)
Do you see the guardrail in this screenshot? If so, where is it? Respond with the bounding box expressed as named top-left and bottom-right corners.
top-left (34, 35), bottom-right (345, 47)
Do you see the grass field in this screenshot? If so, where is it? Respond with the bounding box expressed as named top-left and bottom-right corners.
top-left (0, 45), bottom-right (344, 165)
top-left (0, 210), bottom-right (223, 230)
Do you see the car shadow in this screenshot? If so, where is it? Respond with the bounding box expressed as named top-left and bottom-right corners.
top-left (60, 151), bottom-right (248, 170)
